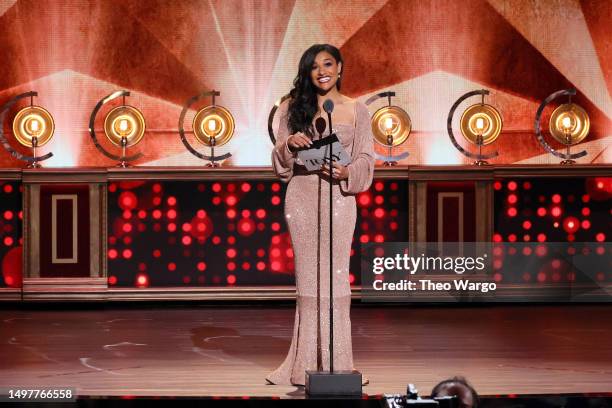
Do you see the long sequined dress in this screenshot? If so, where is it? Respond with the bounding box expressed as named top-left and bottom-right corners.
top-left (266, 100), bottom-right (375, 386)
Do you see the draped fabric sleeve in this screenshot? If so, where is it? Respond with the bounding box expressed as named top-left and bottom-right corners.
top-left (340, 101), bottom-right (375, 194)
top-left (271, 100), bottom-right (296, 183)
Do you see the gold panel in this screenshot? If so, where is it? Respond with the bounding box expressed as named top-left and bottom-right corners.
top-left (103, 105), bottom-right (146, 147)
top-left (371, 105), bottom-right (411, 146)
top-left (12, 106), bottom-right (55, 147)
top-left (192, 105), bottom-right (235, 147)
top-left (549, 103), bottom-right (590, 145)
top-left (460, 103), bottom-right (502, 146)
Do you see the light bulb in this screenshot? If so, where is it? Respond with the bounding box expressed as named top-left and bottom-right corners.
top-left (207, 119), bottom-right (217, 132)
top-left (119, 119), bottom-right (129, 132)
top-left (561, 116), bottom-right (572, 131)
top-left (384, 117), bottom-right (394, 131)
top-left (475, 117), bottom-right (485, 131)
top-left (30, 119), bottom-right (40, 132)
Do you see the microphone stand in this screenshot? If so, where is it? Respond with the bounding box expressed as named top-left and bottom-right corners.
top-left (305, 102), bottom-right (362, 397)
top-left (325, 109), bottom-right (335, 374)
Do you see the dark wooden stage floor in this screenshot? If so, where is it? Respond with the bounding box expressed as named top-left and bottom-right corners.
top-left (0, 304), bottom-right (611, 398)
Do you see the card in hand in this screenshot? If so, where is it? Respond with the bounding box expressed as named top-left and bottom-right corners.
top-left (297, 134), bottom-right (351, 171)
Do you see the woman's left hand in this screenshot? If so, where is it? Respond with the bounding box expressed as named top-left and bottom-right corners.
top-left (320, 161), bottom-right (349, 180)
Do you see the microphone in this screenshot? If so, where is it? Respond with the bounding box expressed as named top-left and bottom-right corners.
top-left (315, 117), bottom-right (326, 139)
top-left (323, 99), bottom-right (334, 115)
top-left (322, 99), bottom-right (334, 137)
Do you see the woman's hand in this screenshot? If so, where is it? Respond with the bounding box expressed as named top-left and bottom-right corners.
top-left (287, 132), bottom-right (312, 151)
top-left (321, 161), bottom-right (349, 180)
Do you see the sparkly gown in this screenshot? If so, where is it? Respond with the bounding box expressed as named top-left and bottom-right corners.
top-left (266, 100), bottom-right (375, 386)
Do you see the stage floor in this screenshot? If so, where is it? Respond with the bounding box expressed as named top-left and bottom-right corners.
top-left (0, 304), bottom-right (611, 398)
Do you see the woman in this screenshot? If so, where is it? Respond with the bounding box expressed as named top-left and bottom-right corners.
top-left (266, 44), bottom-right (375, 386)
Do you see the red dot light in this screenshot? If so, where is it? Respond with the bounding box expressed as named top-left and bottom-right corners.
top-left (119, 191), bottom-right (137, 210)
top-left (108, 249), bottom-right (118, 259)
top-left (226, 195), bottom-right (237, 206)
top-left (136, 274), bottom-right (148, 287)
top-left (271, 196), bottom-right (281, 205)
top-left (507, 194), bottom-right (517, 204)
top-left (358, 194), bottom-right (371, 206)
top-left (227, 275), bottom-right (236, 284)
top-left (507, 181), bottom-right (517, 191)
top-left (563, 216), bottom-right (580, 234)
top-left (552, 194), bottom-right (561, 203)
top-left (596, 233), bottom-right (606, 242)
top-left (537, 207), bottom-right (547, 217)
top-left (507, 207), bottom-right (517, 217)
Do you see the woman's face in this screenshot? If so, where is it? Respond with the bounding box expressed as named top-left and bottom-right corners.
top-left (310, 51), bottom-right (342, 93)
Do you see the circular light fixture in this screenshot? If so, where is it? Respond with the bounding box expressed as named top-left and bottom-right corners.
top-left (103, 105), bottom-right (146, 148)
top-left (371, 105), bottom-right (411, 147)
top-left (549, 103), bottom-right (589, 145)
top-left (459, 103), bottom-right (502, 146)
top-left (447, 89), bottom-right (502, 165)
top-left (12, 105), bottom-right (55, 147)
top-left (534, 89), bottom-right (589, 164)
top-left (192, 105), bottom-right (235, 147)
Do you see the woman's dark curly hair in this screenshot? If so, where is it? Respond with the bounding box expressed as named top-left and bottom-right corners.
top-left (287, 44), bottom-right (343, 137)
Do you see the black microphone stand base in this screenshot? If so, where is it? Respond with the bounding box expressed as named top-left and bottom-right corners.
top-left (305, 370), bottom-right (362, 397)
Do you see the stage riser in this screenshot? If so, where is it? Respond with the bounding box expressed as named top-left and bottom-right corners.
top-left (0, 166), bottom-right (610, 302)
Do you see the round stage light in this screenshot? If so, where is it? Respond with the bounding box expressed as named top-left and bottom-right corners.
top-left (459, 103), bottom-right (502, 146)
top-left (103, 105), bottom-right (146, 148)
top-left (447, 89), bottom-right (502, 165)
top-left (548, 103), bottom-right (590, 145)
top-left (9, 104), bottom-right (56, 168)
top-left (534, 89), bottom-right (590, 164)
top-left (192, 105), bottom-right (235, 148)
top-left (12, 105), bottom-right (55, 148)
top-left (371, 105), bottom-right (411, 147)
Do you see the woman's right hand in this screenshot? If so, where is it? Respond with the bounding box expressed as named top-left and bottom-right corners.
top-left (287, 132), bottom-right (313, 151)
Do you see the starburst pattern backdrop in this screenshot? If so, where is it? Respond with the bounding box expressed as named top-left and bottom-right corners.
top-left (0, 0), bottom-right (609, 167)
